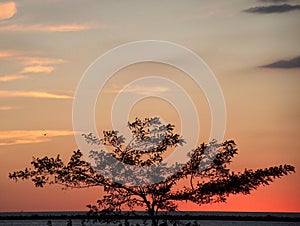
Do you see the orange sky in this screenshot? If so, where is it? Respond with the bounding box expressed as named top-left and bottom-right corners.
top-left (0, 1), bottom-right (300, 212)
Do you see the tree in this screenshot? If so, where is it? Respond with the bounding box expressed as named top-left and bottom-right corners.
top-left (9, 117), bottom-right (295, 226)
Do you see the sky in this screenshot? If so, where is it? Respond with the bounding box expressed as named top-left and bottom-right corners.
top-left (0, 0), bottom-right (300, 212)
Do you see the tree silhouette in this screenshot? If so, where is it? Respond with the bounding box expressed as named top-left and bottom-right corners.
top-left (9, 117), bottom-right (295, 225)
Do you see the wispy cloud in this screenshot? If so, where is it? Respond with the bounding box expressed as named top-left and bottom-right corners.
top-left (261, 56), bottom-right (300, 68)
top-left (0, 51), bottom-right (65, 65)
top-left (0, 90), bottom-right (72, 99)
top-left (19, 57), bottom-right (65, 74)
top-left (244, 4), bottom-right (300, 13)
top-left (0, 23), bottom-right (96, 32)
top-left (0, 50), bottom-right (19, 58)
top-left (0, 75), bottom-right (27, 82)
top-left (259, 0), bottom-right (290, 2)
top-left (0, 130), bottom-right (73, 146)
top-left (104, 85), bottom-right (170, 96)
top-left (0, 2), bottom-right (16, 20)
top-left (21, 65), bottom-right (54, 74)
top-left (0, 50), bottom-right (65, 76)
top-left (0, 106), bottom-right (18, 111)
top-left (21, 57), bottom-right (65, 66)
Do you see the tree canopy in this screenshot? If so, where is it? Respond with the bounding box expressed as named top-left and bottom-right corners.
top-left (9, 117), bottom-right (295, 225)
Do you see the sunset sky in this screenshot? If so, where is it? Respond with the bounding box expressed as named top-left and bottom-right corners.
top-left (0, 0), bottom-right (300, 212)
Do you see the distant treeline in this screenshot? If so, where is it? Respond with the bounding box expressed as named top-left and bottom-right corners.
top-left (0, 212), bottom-right (299, 222)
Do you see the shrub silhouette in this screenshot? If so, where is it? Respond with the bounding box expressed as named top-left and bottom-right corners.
top-left (9, 117), bottom-right (295, 226)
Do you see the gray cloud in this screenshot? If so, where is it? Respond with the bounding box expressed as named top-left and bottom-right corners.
top-left (244, 4), bottom-right (300, 13)
top-left (259, 0), bottom-right (290, 3)
top-left (262, 56), bottom-right (300, 68)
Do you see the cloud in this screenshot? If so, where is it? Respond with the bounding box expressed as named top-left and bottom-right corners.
top-left (0, 23), bottom-right (95, 32)
top-left (0, 50), bottom-right (65, 65)
top-left (244, 4), bottom-right (300, 13)
top-left (0, 50), bottom-right (66, 77)
top-left (0, 50), bottom-right (65, 75)
top-left (0, 75), bottom-right (28, 82)
top-left (0, 106), bottom-right (17, 111)
top-left (0, 130), bottom-right (73, 146)
top-left (259, 0), bottom-right (290, 2)
top-left (0, 50), bottom-right (19, 58)
top-left (0, 90), bottom-right (72, 99)
top-left (0, 51), bottom-right (65, 65)
top-left (21, 57), bottom-right (65, 65)
top-left (21, 65), bottom-right (54, 74)
top-left (262, 56), bottom-right (300, 68)
top-left (0, 2), bottom-right (16, 20)
top-left (104, 85), bottom-right (170, 96)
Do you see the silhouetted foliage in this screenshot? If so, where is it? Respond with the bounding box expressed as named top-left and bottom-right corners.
top-left (9, 117), bottom-right (295, 226)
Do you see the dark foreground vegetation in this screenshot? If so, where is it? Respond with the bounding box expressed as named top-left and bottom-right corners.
top-left (9, 117), bottom-right (295, 225)
top-left (0, 212), bottom-right (299, 223)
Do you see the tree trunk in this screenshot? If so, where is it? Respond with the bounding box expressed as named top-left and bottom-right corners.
top-left (149, 208), bottom-right (158, 226)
